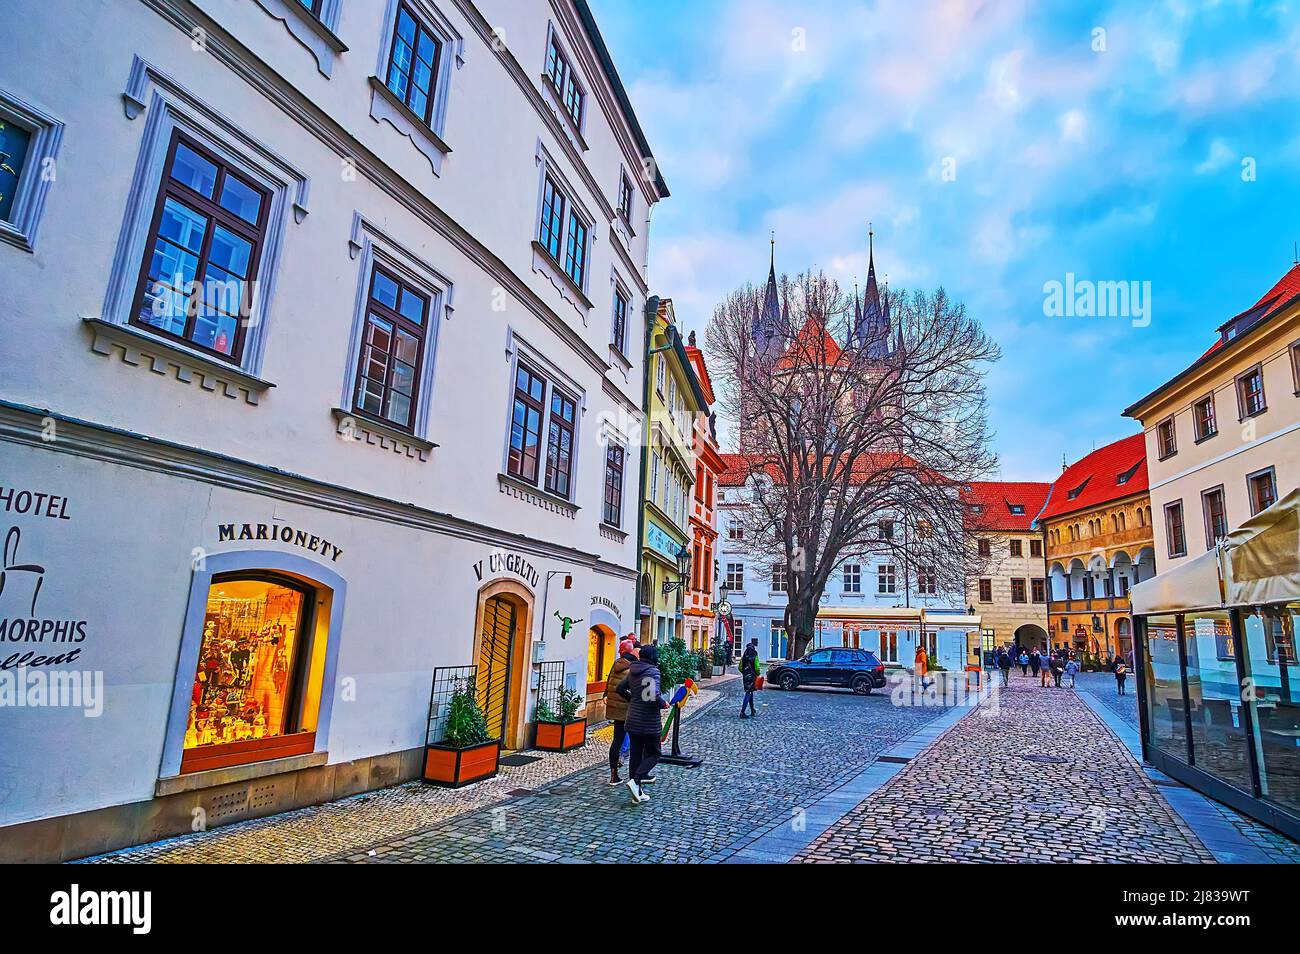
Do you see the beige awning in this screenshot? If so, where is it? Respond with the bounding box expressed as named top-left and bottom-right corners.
top-left (1131, 487), bottom-right (1300, 615)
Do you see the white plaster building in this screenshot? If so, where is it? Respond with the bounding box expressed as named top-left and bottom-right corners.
top-left (0, 0), bottom-right (666, 860)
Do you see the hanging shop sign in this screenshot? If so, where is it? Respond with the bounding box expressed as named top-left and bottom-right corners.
top-left (217, 522), bottom-right (343, 562)
top-left (472, 550), bottom-right (540, 589)
top-left (646, 520), bottom-right (681, 562)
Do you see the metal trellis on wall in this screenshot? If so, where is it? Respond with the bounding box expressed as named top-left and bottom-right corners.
top-left (425, 664), bottom-right (477, 746)
top-left (534, 660), bottom-right (565, 718)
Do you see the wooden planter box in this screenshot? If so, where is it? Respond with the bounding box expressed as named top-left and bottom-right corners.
top-left (422, 739), bottom-right (501, 787)
top-left (534, 717), bottom-right (587, 752)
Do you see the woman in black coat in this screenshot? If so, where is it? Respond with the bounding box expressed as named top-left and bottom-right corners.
top-left (616, 643), bottom-right (668, 804)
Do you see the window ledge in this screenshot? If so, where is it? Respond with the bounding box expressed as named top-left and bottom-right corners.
top-left (84, 316), bottom-right (275, 405)
top-left (531, 240), bottom-right (594, 316)
top-left (1193, 431), bottom-right (1218, 445)
top-left (368, 76), bottom-right (452, 176)
top-left (252, 0), bottom-right (347, 77)
top-left (498, 472), bottom-right (579, 519)
top-left (1238, 408), bottom-right (1267, 422)
top-left (156, 749), bottom-right (328, 796)
top-left (539, 75), bottom-right (589, 153)
top-left (608, 344), bottom-right (632, 374)
top-left (600, 522), bottom-right (628, 543)
top-left (332, 408), bottom-right (436, 462)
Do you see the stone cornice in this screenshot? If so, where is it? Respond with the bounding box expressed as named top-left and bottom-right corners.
top-left (0, 400), bottom-right (636, 581)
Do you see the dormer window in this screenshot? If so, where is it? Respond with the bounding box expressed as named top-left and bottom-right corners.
top-left (1117, 461), bottom-right (1141, 485)
top-left (1066, 478), bottom-right (1090, 500)
top-left (1009, 503), bottom-right (1025, 515)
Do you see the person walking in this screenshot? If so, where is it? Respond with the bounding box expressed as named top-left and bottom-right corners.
top-left (1113, 655), bottom-right (1129, 696)
top-left (740, 638), bottom-right (760, 718)
top-left (1029, 649), bottom-right (1042, 680)
top-left (913, 643), bottom-right (930, 693)
top-left (602, 639), bottom-right (638, 785)
top-left (616, 643), bottom-right (668, 804)
top-left (1048, 653), bottom-right (1064, 688)
top-left (1018, 649), bottom-right (1030, 676)
top-left (1064, 654), bottom-right (1080, 689)
top-left (997, 648), bottom-right (1012, 687)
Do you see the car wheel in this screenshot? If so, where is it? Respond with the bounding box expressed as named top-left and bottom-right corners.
top-left (851, 675), bottom-right (873, 696)
top-left (779, 672), bottom-right (800, 692)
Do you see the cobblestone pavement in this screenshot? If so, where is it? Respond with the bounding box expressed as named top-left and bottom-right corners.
top-left (328, 678), bottom-right (956, 863)
top-left (86, 680), bottom-right (733, 863)
top-left (1072, 671), bottom-right (1300, 864)
top-left (797, 673), bottom-right (1218, 863)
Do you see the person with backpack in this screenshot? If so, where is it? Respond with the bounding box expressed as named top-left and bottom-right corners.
top-left (616, 643), bottom-right (668, 804)
top-left (740, 638), bottom-right (760, 718)
top-left (1048, 652), bottom-right (1064, 688)
top-left (602, 639), bottom-right (638, 786)
top-left (1064, 655), bottom-right (1080, 689)
top-left (997, 648), bottom-right (1012, 687)
top-left (1113, 655), bottom-right (1129, 695)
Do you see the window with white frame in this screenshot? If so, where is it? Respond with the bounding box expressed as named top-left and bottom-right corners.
top-left (536, 170), bottom-right (591, 292)
top-left (370, 0), bottom-right (460, 173)
top-left (727, 516), bottom-right (743, 541)
top-left (602, 443), bottom-right (625, 527)
top-left (650, 451), bottom-right (660, 504)
top-left (505, 358), bottom-right (580, 500)
top-left (384, 4), bottom-right (443, 126)
top-left (878, 564), bottom-right (897, 594)
top-left (544, 29), bottom-right (585, 132)
top-left (611, 283), bottom-right (628, 355)
top-left (843, 563), bottom-right (861, 594)
top-left (0, 88), bottom-right (62, 251)
top-left (655, 353), bottom-right (665, 394)
top-left (770, 563), bottom-right (787, 593)
top-left (917, 565), bottom-right (937, 596)
top-left (725, 562), bottom-right (744, 591)
top-left (617, 170), bottom-right (634, 223)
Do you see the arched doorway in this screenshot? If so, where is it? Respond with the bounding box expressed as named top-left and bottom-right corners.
top-left (473, 581), bottom-right (534, 750)
top-left (1014, 623), bottom-right (1049, 652)
top-left (1115, 617), bottom-right (1133, 661)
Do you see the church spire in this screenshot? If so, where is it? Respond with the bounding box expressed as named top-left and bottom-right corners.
top-left (754, 233), bottom-right (782, 357)
top-left (854, 223), bottom-right (892, 358)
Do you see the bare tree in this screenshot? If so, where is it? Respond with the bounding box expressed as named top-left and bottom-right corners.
top-left (706, 268), bottom-right (1000, 659)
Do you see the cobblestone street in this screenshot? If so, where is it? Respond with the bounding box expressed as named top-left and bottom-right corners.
top-left (86, 671), bottom-right (1300, 865)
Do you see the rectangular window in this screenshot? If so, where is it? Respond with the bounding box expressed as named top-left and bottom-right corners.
top-left (0, 114), bottom-right (32, 223)
top-left (978, 578), bottom-right (992, 602)
top-left (352, 267), bottom-right (428, 431)
top-left (977, 538), bottom-right (991, 558)
top-left (650, 451), bottom-right (660, 505)
top-left (539, 175), bottom-right (565, 262)
top-left (1031, 578), bottom-right (1046, 603)
top-left (611, 285), bottom-right (628, 355)
top-left (1011, 578), bottom-right (1027, 603)
top-left (655, 354), bottom-right (665, 394)
top-left (132, 134), bottom-right (268, 363)
top-left (1029, 538), bottom-right (1043, 558)
top-left (725, 562), bottom-right (744, 592)
top-left (1202, 486), bottom-right (1227, 549)
top-left (297, 0), bottom-right (324, 14)
top-left (507, 363), bottom-right (546, 484)
top-left (843, 564), bottom-right (861, 594)
top-left (1236, 365), bottom-right (1266, 418)
top-left (564, 211), bottom-right (587, 289)
top-left (878, 631), bottom-right (898, 663)
top-left (1247, 467), bottom-right (1278, 516)
top-left (1009, 539), bottom-right (1023, 558)
top-left (602, 444), bottom-right (624, 526)
top-left (385, 4), bottom-right (442, 126)
top-left (543, 389), bottom-right (576, 498)
top-left (727, 516), bottom-right (742, 541)
top-left (770, 563), bottom-right (787, 593)
top-left (1156, 416), bottom-right (1177, 459)
top-left (917, 566), bottom-right (937, 596)
top-left (617, 171), bottom-right (634, 222)
top-left (545, 32), bottom-right (584, 129)
top-left (1193, 394), bottom-right (1217, 441)
top-left (1165, 500), bottom-right (1187, 557)
top-left (878, 519), bottom-right (895, 541)
top-left (878, 564), bottom-right (897, 595)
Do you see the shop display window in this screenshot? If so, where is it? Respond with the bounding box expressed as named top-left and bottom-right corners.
top-left (181, 575), bottom-right (317, 773)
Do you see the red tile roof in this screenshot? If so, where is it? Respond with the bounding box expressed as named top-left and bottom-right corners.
top-left (774, 318), bottom-right (845, 371)
top-left (718, 451), bottom-right (942, 487)
top-left (963, 481), bottom-right (1052, 531)
top-left (1037, 433), bottom-right (1148, 522)
top-left (1254, 262), bottom-right (1300, 317)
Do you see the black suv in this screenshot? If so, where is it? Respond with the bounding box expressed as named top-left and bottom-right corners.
top-left (767, 648), bottom-right (888, 695)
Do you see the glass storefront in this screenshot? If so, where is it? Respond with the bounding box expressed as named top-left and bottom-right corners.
top-left (1138, 604), bottom-right (1300, 838)
top-left (1143, 613), bottom-right (1186, 760)
top-left (1242, 606), bottom-right (1300, 816)
top-left (183, 575), bottom-right (314, 761)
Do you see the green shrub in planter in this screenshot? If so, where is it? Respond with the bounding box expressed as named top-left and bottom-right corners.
top-left (444, 685), bottom-right (490, 748)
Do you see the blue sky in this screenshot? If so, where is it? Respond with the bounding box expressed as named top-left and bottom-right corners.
top-left (590, 0), bottom-right (1300, 480)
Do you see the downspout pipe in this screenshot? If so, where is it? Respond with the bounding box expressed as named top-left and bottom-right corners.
top-left (636, 295), bottom-right (660, 643)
